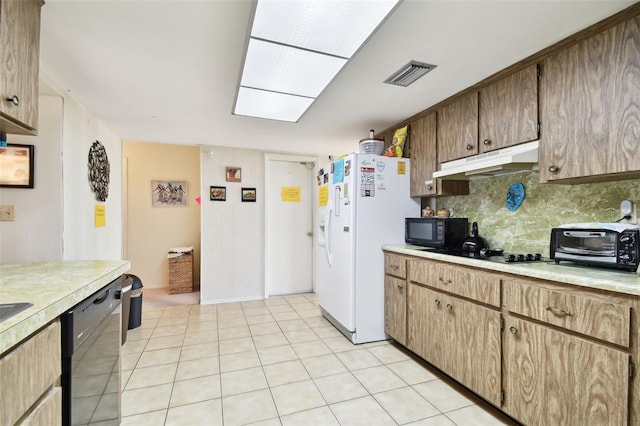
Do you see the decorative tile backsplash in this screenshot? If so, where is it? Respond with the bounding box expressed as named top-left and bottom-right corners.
top-left (436, 172), bottom-right (640, 256)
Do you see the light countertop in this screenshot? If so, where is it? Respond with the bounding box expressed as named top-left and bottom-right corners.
top-left (383, 245), bottom-right (640, 297)
top-left (0, 260), bottom-right (131, 354)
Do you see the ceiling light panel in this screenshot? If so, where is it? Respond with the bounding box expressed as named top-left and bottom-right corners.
top-left (241, 38), bottom-right (347, 98)
top-left (251, 0), bottom-right (399, 58)
top-left (234, 87), bottom-right (314, 122)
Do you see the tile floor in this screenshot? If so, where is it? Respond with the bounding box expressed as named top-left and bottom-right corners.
top-left (120, 293), bottom-right (518, 426)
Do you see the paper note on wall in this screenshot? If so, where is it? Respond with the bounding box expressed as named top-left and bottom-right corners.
top-left (319, 185), bottom-right (329, 206)
top-left (397, 161), bottom-right (406, 175)
top-left (95, 205), bottom-right (106, 227)
top-left (282, 186), bottom-right (301, 202)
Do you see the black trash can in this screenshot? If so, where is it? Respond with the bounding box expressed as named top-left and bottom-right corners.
top-left (127, 274), bottom-right (144, 330)
top-left (120, 274), bottom-right (133, 344)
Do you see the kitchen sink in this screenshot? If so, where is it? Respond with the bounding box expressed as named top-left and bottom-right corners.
top-left (0, 303), bottom-right (33, 323)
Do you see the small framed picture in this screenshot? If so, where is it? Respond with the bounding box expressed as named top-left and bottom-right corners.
top-left (0, 143), bottom-right (35, 188)
top-left (226, 167), bottom-right (241, 182)
top-left (241, 187), bottom-right (256, 202)
top-left (210, 186), bottom-right (226, 201)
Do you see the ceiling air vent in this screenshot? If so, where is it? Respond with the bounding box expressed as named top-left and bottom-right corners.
top-left (384, 60), bottom-right (436, 87)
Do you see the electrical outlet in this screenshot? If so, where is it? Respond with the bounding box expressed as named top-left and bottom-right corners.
top-left (620, 200), bottom-right (637, 225)
top-left (0, 205), bottom-right (15, 221)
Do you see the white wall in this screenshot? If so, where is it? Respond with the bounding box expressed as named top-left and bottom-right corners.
top-left (0, 96), bottom-right (64, 262)
top-left (200, 146), bottom-right (264, 303)
top-left (62, 95), bottom-right (123, 260)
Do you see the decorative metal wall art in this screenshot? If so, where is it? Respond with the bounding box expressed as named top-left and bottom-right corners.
top-left (88, 140), bottom-right (110, 201)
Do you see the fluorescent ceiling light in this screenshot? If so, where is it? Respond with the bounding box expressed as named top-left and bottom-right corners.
top-left (233, 0), bottom-right (399, 122)
top-left (251, 0), bottom-right (399, 58)
top-left (241, 39), bottom-right (347, 98)
top-left (235, 87), bottom-right (314, 123)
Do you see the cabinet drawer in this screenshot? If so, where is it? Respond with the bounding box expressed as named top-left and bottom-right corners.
top-left (384, 253), bottom-right (407, 279)
top-left (20, 387), bottom-right (62, 426)
top-left (503, 278), bottom-right (631, 347)
top-left (409, 259), bottom-right (500, 307)
top-left (0, 321), bottom-right (61, 426)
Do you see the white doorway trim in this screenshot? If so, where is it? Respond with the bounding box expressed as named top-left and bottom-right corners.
top-left (264, 153), bottom-right (318, 299)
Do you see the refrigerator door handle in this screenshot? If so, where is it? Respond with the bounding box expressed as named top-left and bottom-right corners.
top-left (325, 207), bottom-right (333, 266)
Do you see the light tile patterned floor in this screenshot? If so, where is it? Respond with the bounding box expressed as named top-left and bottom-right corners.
top-left (120, 293), bottom-right (518, 425)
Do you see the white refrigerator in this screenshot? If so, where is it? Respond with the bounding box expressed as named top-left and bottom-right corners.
top-left (316, 153), bottom-right (419, 343)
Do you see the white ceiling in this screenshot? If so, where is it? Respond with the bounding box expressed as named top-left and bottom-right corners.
top-left (39, 0), bottom-right (635, 157)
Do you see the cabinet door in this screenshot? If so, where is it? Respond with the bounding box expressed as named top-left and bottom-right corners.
top-left (437, 93), bottom-right (478, 163)
top-left (384, 275), bottom-right (407, 345)
top-left (0, 0), bottom-right (41, 132)
top-left (540, 15), bottom-right (640, 182)
top-left (479, 65), bottom-right (539, 152)
top-left (503, 316), bottom-right (629, 425)
top-left (407, 284), bottom-right (444, 367)
top-left (445, 295), bottom-right (501, 406)
top-left (410, 114), bottom-right (437, 197)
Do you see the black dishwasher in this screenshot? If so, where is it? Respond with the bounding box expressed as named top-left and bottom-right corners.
top-left (61, 276), bottom-right (122, 426)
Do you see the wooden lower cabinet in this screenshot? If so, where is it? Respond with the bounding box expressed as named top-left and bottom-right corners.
top-left (384, 275), bottom-right (407, 345)
top-left (407, 283), bottom-right (502, 406)
top-left (0, 321), bottom-right (61, 426)
top-left (385, 253), bottom-right (638, 424)
top-left (503, 315), bottom-right (629, 425)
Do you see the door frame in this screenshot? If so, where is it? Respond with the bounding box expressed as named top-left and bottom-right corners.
top-left (264, 153), bottom-right (318, 298)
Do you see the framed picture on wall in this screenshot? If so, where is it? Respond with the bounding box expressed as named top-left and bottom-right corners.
top-left (241, 187), bottom-right (256, 202)
top-left (225, 167), bottom-right (241, 182)
top-left (151, 180), bottom-right (188, 206)
top-left (0, 144), bottom-right (35, 188)
top-left (210, 186), bottom-right (226, 201)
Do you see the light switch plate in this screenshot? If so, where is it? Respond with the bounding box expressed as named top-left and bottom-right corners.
top-left (0, 205), bottom-right (15, 221)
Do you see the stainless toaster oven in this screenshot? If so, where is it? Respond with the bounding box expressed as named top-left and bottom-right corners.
top-left (550, 223), bottom-right (639, 272)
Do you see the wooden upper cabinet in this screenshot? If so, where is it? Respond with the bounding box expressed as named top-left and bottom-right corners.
top-left (540, 14), bottom-right (640, 183)
top-left (0, 0), bottom-right (42, 135)
top-left (410, 114), bottom-right (437, 197)
top-left (479, 64), bottom-right (539, 152)
top-left (436, 92), bottom-right (479, 163)
top-left (410, 114), bottom-right (469, 198)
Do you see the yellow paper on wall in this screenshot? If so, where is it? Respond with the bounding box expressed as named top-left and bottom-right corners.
top-left (397, 161), bottom-right (406, 175)
top-left (95, 205), bottom-right (106, 227)
top-left (282, 186), bottom-right (301, 202)
top-left (319, 185), bottom-right (328, 206)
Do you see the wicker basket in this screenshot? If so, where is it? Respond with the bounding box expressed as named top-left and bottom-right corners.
top-left (168, 249), bottom-right (193, 294)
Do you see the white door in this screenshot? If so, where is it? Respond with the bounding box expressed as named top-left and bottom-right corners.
top-left (266, 155), bottom-right (315, 296)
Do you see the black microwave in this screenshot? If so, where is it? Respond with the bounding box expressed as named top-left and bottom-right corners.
top-left (405, 217), bottom-right (468, 249)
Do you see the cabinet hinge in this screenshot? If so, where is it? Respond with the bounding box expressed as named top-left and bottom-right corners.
top-left (536, 64), bottom-right (542, 79)
top-left (537, 122), bottom-right (542, 138)
top-left (501, 390), bottom-right (506, 404)
top-left (631, 360), bottom-right (635, 379)
top-left (500, 316), bottom-right (505, 331)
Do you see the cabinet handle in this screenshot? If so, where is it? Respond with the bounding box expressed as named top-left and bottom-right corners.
top-left (434, 299), bottom-right (441, 306)
top-left (427, 185), bottom-right (433, 191)
top-left (548, 165), bottom-right (559, 173)
top-left (397, 284), bottom-right (403, 291)
top-left (483, 139), bottom-right (491, 146)
top-left (6, 95), bottom-right (19, 106)
top-left (466, 144), bottom-right (474, 151)
top-left (509, 326), bottom-right (518, 335)
top-left (446, 303), bottom-right (453, 311)
top-left (391, 265), bottom-right (399, 270)
top-left (438, 277), bottom-right (451, 285)
top-left (545, 306), bottom-right (572, 316)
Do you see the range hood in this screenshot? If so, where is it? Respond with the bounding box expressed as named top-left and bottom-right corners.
top-left (432, 140), bottom-right (539, 180)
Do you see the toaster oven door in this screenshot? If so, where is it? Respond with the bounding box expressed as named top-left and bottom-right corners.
top-left (552, 229), bottom-right (617, 264)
